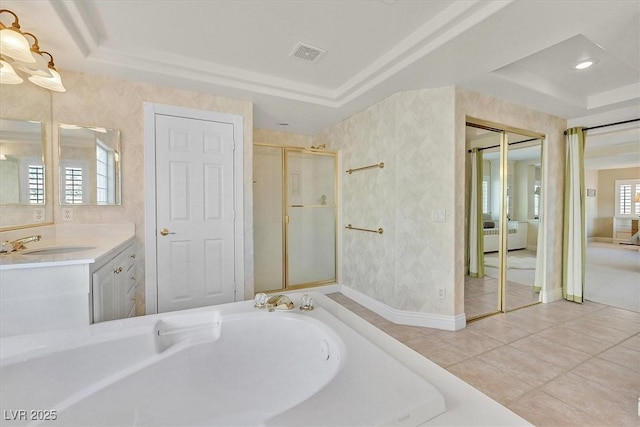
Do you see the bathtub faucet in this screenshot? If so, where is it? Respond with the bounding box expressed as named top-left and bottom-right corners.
top-left (266, 295), bottom-right (294, 311)
top-left (0, 234), bottom-right (41, 253)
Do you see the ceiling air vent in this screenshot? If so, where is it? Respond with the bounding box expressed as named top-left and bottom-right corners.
top-left (290, 42), bottom-right (326, 63)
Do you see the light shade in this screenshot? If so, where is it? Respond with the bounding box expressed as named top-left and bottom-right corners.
top-left (0, 27), bottom-right (35, 63)
top-left (13, 50), bottom-right (52, 77)
top-left (28, 67), bottom-right (65, 92)
top-left (0, 58), bottom-right (23, 84)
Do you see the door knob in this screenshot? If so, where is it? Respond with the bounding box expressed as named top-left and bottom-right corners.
top-left (160, 228), bottom-right (175, 236)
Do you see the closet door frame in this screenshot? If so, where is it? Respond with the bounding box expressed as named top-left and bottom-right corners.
top-left (466, 117), bottom-right (545, 316)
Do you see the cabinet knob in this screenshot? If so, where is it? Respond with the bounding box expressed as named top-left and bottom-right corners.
top-left (131, 297), bottom-right (136, 302)
top-left (130, 254), bottom-right (136, 259)
top-left (131, 276), bottom-right (136, 281)
top-left (114, 266), bottom-right (123, 274)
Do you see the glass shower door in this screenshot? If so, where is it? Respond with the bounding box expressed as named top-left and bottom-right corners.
top-left (253, 145), bottom-right (284, 293)
top-left (285, 150), bottom-right (336, 288)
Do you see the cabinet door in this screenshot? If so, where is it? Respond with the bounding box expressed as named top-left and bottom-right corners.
top-left (92, 264), bottom-right (116, 323)
top-left (113, 248), bottom-right (135, 319)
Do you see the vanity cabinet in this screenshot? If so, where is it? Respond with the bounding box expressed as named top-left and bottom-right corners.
top-left (92, 244), bottom-right (136, 323)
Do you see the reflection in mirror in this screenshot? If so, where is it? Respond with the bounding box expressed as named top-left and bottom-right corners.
top-left (0, 118), bottom-right (45, 205)
top-left (58, 124), bottom-right (121, 205)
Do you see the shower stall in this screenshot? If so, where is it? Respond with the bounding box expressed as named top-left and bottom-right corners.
top-left (253, 145), bottom-right (337, 293)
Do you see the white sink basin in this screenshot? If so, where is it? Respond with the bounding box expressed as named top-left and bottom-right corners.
top-left (21, 246), bottom-right (96, 255)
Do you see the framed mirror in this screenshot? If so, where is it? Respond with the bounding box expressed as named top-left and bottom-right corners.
top-left (0, 82), bottom-right (52, 230)
top-left (0, 118), bottom-right (45, 205)
top-left (58, 124), bottom-right (121, 205)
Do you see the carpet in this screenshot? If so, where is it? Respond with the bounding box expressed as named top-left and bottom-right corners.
top-left (484, 256), bottom-right (537, 270)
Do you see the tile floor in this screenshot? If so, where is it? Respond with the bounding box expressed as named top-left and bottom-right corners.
top-left (327, 293), bottom-right (640, 426)
top-left (464, 275), bottom-right (541, 319)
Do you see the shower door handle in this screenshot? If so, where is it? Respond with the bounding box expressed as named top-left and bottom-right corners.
top-left (160, 228), bottom-right (175, 236)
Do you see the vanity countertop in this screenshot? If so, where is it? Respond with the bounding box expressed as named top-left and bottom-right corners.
top-left (0, 223), bottom-right (135, 270)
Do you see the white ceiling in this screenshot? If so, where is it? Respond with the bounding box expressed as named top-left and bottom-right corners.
top-left (3, 0), bottom-right (640, 165)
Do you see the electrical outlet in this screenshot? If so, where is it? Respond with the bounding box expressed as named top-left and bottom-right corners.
top-left (436, 287), bottom-right (445, 299)
top-left (33, 208), bottom-right (44, 223)
top-left (62, 207), bottom-right (73, 222)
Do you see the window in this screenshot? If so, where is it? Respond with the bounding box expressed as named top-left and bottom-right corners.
top-left (615, 180), bottom-right (640, 217)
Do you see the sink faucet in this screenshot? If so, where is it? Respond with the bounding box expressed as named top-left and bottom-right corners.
top-left (0, 235), bottom-right (42, 253)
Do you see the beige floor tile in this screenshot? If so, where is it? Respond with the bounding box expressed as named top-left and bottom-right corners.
top-left (466, 315), bottom-right (533, 344)
top-left (561, 318), bottom-right (634, 344)
top-left (543, 372), bottom-right (638, 426)
top-left (571, 357), bottom-right (640, 399)
top-left (500, 309), bottom-right (556, 333)
top-left (478, 345), bottom-right (565, 388)
top-left (509, 335), bottom-right (591, 370)
top-left (377, 322), bottom-right (437, 342)
top-left (523, 300), bottom-right (601, 323)
top-left (582, 312), bottom-right (640, 335)
top-left (506, 390), bottom-right (608, 427)
top-left (446, 358), bottom-right (535, 404)
top-left (597, 345), bottom-right (640, 372)
top-left (433, 328), bottom-right (504, 356)
top-left (620, 334), bottom-right (640, 351)
top-left (404, 335), bottom-right (474, 367)
top-left (534, 326), bottom-right (614, 355)
top-left (596, 306), bottom-right (640, 322)
top-left (349, 306), bottom-right (387, 326)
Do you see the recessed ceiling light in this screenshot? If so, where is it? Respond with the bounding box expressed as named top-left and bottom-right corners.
top-left (574, 60), bottom-right (595, 70)
top-left (278, 122), bottom-right (289, 127)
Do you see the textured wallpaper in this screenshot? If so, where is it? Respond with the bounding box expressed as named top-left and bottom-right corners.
top-left (315, 86), bottom-right (566, 318)
top-left (27, 69), bottom-right (254, 313)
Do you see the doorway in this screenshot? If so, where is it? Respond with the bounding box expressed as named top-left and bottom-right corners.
top-left (144, 103), bottom-right (244, 314)
top-left (253, 144), bottom-right (337, 293)
top-left (465, 120), bottom-right (544, 320)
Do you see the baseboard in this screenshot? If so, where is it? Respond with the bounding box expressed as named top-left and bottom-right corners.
top-left (340, 285), bottom-right (466, 331)
top-left (541, 287), bottom-right (563, 303)
top-left (588, 237), bottom-right (613, 243)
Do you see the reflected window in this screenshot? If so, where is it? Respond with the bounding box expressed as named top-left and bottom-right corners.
top-left (28, 163), bottom-right (44, 204)
top-left (616, 180), bottom-right (640, 216)
top-left (482, 180), bottom-right (489, 214)
top-left (96, 142), bottom-right (115, 205)
top-left (62, 162), bottom-right (86, 204)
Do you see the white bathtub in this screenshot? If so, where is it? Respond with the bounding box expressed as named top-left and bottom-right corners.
top-left (1, 293), bottom-right (447, 426)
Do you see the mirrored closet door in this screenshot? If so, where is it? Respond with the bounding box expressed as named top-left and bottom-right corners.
top-left (253, 145), bottom-right (337, 293)
top-left (465, 122), bottom-right (544, 321)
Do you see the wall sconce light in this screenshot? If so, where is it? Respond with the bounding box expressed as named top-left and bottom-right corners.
top-left (0, 9), bottom-right (65, 92)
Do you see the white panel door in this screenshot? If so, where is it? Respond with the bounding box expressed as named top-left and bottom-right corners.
top-left (155, 114), bottom-right (236, 313)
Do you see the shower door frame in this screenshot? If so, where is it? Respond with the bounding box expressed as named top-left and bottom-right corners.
top-left (254, 143), bottom-right (338, 292)
top-left (465, 118), bottom-right (546, 320)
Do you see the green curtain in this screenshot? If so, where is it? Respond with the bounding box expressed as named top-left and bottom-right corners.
top-left (469, 148), bottom-right (484, 278)
top-left (562, 128), bottom-right (586, 302)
